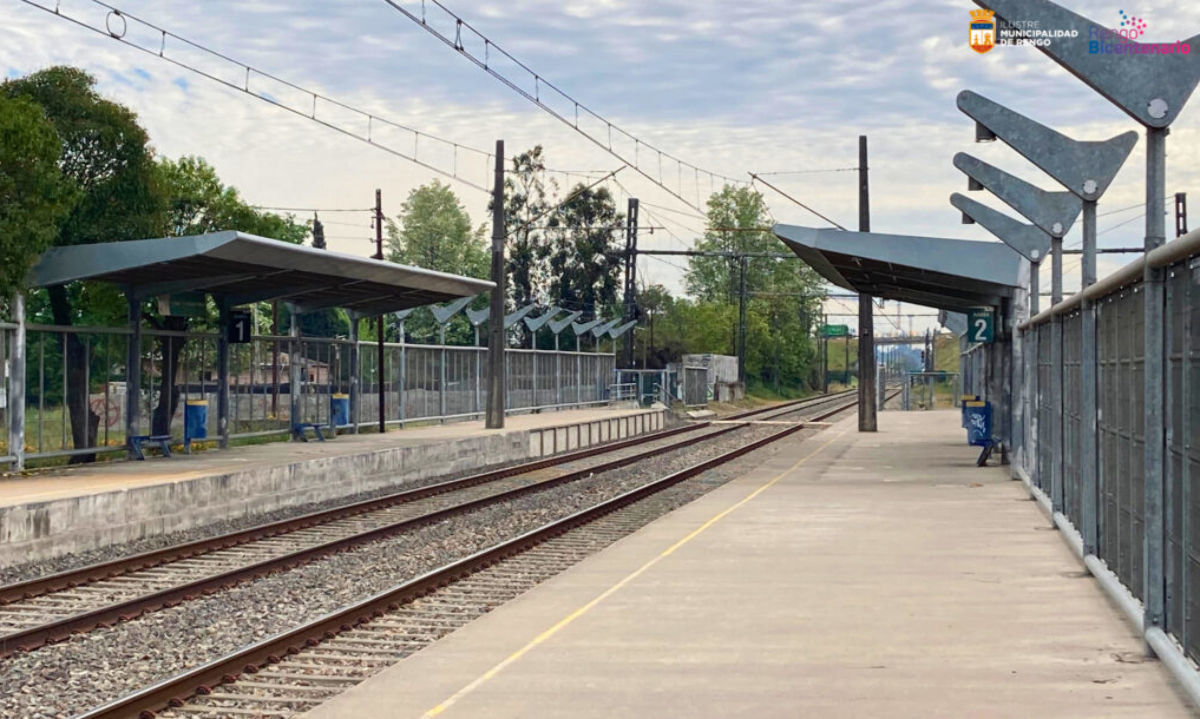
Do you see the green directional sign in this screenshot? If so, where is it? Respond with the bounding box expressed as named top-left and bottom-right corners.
top-left (967, 309), bottom-right (994, 344)
top-left (820, 324), bottom-right (850, 338)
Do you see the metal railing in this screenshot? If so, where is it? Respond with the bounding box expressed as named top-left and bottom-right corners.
top-left (0, 323), bottom-right (617, 467)
top-left (1017, 229), bottom-right (1200, 666)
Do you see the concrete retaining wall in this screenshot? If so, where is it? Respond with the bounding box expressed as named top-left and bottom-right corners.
top-left (0, 410), bottom-right (666, 568)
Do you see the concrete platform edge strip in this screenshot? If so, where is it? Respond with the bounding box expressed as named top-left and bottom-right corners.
top-left (1013, 464), bottom-right (1200, 710)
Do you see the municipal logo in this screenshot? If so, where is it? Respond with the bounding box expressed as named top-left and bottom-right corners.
top-left (970, 9), bottom-right (996, 53)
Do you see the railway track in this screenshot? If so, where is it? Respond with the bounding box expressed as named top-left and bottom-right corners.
top-left (75, 394), bottom-right (878, 719)
top-left (0, 391), bottom-right (854, 660)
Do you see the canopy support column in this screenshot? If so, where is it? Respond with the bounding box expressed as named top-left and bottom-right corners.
top-left (125, 294), bottom-right (142, 457)
top-left (8, 293), bottom-right (25, 471)
top-left (217, 302), bottom-right (230, 449)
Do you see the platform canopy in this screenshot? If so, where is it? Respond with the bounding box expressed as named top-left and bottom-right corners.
top-left (30, 230), bottom-right (493, 314)
top-left (774, 224), bottom-right (1022, 312)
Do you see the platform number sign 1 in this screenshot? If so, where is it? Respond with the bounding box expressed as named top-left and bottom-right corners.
top-left (227, 309), bottom-right (252, 344)
top-left (967, 309), bottom-right (994, 344)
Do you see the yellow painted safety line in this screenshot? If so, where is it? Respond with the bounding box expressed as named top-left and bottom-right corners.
top-left (421, 422), bottom-right (853, 718)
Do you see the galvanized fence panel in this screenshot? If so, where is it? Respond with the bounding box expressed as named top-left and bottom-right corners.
top-left (22, 324), bottom-right (132, 461)
top-left (1036, 322), bottom-right (1053, 492)
top-left (1165, 258), bottom-right (1200, 663)
top-left (1062, 310), bottom-right (1083, 526)
top-left (1096, 286), bottom-right (1147, 601)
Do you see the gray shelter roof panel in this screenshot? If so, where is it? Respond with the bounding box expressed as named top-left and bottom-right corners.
top-left (774, 224), bottom-right (1021, 312)
top-left (31, 231), bottom-right (492, 315)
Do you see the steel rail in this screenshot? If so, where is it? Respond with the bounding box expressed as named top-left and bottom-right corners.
top-left (1, 393), bottom-right (851, 657)
top-left (74, 397), bottom-right (865, 719)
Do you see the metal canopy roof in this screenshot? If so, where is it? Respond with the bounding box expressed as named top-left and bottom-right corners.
top-left (774, 224), bottom-right (1022, 312)
top-left (31, 231), bottom-right (493, 315)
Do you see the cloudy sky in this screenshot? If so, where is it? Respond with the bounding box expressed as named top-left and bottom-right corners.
top-left (4, 0), bottom-right (1199, 333)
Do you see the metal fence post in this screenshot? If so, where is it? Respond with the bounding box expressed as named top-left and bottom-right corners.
top-left (397, 321), bottom-right (407, 424)
top-left (1144, 126), bottom-right (1168, 632)
top-left (439, 325), bottom-right (447, 421)
top-left (1050, 237), bottom-right (1064, 511)
top-left (348, 318), bottom-right (360, 433)
top-left (1081, 200), bottom-right (1100, 553)
top-left (288, 309), bottom-right (301, 436)
top-left (9, 293), bottom-right (25, 471)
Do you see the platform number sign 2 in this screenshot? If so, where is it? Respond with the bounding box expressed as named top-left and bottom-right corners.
top-left (967, 309), bottom-right (994, 344)
top-left (227, 309), bottom-right (252, 344)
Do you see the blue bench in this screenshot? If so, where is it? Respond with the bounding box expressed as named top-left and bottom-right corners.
top-left (292, 423), bottom-right (328, 442)
top-left (129, 434), bottom-right (174, 460)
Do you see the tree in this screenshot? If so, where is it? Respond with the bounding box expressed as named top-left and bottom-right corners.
top-left (546, 184), bottom-right (623, 337)
top-left (386, 179), bottom-right (488, 344)
top-left (681, 185), bottom-right (824, 394)
top-left (157, 155), bottom-right (308, 243)
top-left (4, 67), bottom-right (164, 460)
top-left (386, 179), bottom-right (487, 276)
top-left (0, 94), bottom-right (76, 301)
top-left (491, 146), bottom-right (556, 345)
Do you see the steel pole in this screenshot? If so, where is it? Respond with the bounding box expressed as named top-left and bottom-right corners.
top-left (1081, 200), bottom-right (1099, 554)
top-left (1028, 261), bottom-right (1040, 484)
top-left (857, 135), bottom-right (877, 432)
top-left (8, 293), bottom-right (25, 470)
top-left (737, 255), bottom-right (747, 386)
top-left (486, 141), bottom-right (507, 429)
top-left (1050, 236), bottom-right (1064, 511)
top-left (1144, 126), bottom-right (1168, 632)
top-left (375, 189), bottom-right (386, 434)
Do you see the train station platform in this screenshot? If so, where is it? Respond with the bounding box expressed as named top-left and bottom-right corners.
top-left (0, 406), bottom-right (665, 567)
top-left (303, 410), bottom-right (1194, 719)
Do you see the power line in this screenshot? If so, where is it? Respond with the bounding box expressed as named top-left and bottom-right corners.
top-left (21, 0), bottom-right (495, 193)
top-left (748, 173), bottom-right (847, 230)
top-left (379, 0), bottom-right (745, 212)
top-left (753, 167), bottom-right (859, 176)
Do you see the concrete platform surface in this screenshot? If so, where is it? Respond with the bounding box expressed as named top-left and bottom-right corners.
top-left (303, 410), bottom-right (1194, 719)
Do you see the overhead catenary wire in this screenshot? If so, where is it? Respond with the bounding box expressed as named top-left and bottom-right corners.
top-left (748, 172), bottom-right (847, 231)
top-left (20, 0), bottom-right (496, 194)
top-left (379, 0), bottom-right (744, 212)
top-left (752, 167), bottom-right (859, 176)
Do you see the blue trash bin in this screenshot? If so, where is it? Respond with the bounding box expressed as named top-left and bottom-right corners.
top-left (964, 401), bottom-right (992, 447)
top-left (330, 393), bottom-right (350, 429)
top-left (961, 395), bottom-right (979, 428)
top-left (185, 400), bottom-right (208, 447)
